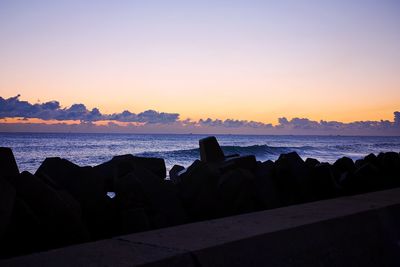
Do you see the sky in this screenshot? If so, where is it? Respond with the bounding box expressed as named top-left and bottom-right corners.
top-left (0, 0), bottom-right (399, 134)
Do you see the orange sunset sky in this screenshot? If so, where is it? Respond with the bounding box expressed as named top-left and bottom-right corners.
top-left (0, 0), bottom-right (399, 133)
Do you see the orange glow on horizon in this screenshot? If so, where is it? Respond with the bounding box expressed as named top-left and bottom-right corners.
top-left (0, 118), bottom-right (144, 127)
top-left (0, 118), bottom-right (82, 125)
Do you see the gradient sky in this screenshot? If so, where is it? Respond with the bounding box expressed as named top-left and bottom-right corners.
top-left (1, 0), bottom-right (400, 126)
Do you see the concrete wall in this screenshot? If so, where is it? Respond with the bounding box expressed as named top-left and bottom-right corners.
top-left (2, 188), bottom-right (400, 266)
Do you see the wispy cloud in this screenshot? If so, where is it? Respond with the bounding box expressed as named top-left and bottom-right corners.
top-left (0, 95), bottom-right (399, 135)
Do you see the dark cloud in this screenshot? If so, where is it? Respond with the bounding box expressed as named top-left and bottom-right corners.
top-left (108, 110), bottom-right (136, 122)
top-left (274, 115), bottom-right (399, 134)
top-left (395, 111), bottom-right (400, 126)
top-left (0, 95), bottom-right (179, 124)
top-left (199, 118), bottom-right (223, 127)
top-left (198, 118), bottom-right (272, 128)
top-left (136, 110), bottom-right (179, 124)
top-left (0, 95), bottom-right (399, 134)
top-left (52, 103), bottom-right (100, 121)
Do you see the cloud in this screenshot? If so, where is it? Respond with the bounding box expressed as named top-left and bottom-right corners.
top-left (0, 95), bottom-right (179, 124)
top-left (136, 110), bottom-right (179, 123)
top-left (108, 110), bottom-right (136, 122)
top-left (273, 115), bottom-right (399, 134)
top-left (198, 118), bottom-right (223, 127)
top-left (0, 95), bottom-right (399, 135)
top-left (198, 118), bottom-right (272, 128)
top-left (395, 111), bottom-right (400, 126)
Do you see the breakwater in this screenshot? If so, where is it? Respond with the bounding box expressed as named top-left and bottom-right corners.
top-left (0, 136), bottom-right (399, 260)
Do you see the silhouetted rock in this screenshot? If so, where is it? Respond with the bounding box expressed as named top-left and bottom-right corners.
top-left (364, 153), bottom-right (378, 166)
top-left (0, 197), bottom-right (42, 258)
top-left (217, 168), bottom-right (259, 217)
top-left (305, 158), bottom-right (320, 169)
top-left (161, 180), bottom-right (187, 225)
top-left (333, 157), bottom-right (355, 175)
top-left (340, 161), bottom-right (382, 195)
top-left (114, 155), bottom-right (166, 180)
top-left (169, 164), bottom-right (185, 184)
top-left (35, 158), bottom-right (107, 220)
top-left (114, 167), bottom-right (186, 231)
top-left (95, 154), bottom-right (166, 185)
top-left (377, 152), bottom-right (385, 165)
top-left (275, 152), bottom-right (311, 205)
top-left (354, 159), bottom-right (365, 169)
top-left (0, 177), bottom-right (16, 243)
top-left (353, 162), bottom-right (381, 193)
top-left (199, 136), bottom-right (258, 174)
top-left (220, 155), bottom-right (257, 173)
top-left (93, 155), bottom-right (170, 238)
top-left (178, 160), bottom-right (220, 221)
top-left (0, 147), bottom-right (19, 179)
top-left (379, 152), bottom-right (400, 170)
top-left (114, 171), bottom-right (146, 210)
top-left (253, 160), bottom-right (281, 209)
top-left (199, 136), bottom-right (226, 163)
top-left (338, 171), bottom-right (355, 195)
top-left (36, 159), bottom-right (115, 241)
top-left (378, 152), bottom-right (400, 188)
top-left (309, 163), bottom-right (339, 200)
top-left (277, 151), bottom-right (304, 168)
top-left (35, 157), bottom-right (79, 189)
top-left (120, 207), bottom-right (150, 234)
top-left (11, 171), bottom-right (89, 250)
top-left (84, 195), bottom-right (118, 240)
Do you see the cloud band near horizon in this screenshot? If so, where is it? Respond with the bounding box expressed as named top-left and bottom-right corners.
top-left (0, 95), bottom-right (399, 134)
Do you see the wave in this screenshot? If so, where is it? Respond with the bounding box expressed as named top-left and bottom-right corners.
top-left (372, 143), bottom-right (400, 148)
top-left (325, 143), bottom-right (400, 152)
top-left (135, 144), bottom-right (316, 160)
top-left (221, 145), bottom-right (313, 156)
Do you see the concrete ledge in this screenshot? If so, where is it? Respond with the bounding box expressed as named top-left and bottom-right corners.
top-left (3, 188), bottom-right (400, 266)
top-left (0, 238), bottom-right (193, 267)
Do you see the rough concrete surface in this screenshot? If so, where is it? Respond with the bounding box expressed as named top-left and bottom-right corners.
top-left (2, 188), bottom-right (400, 266)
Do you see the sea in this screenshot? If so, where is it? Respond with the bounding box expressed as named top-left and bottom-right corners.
top-left (1, 132), bottom-right (399, 174)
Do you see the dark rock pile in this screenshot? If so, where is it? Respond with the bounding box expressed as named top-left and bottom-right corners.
top-left (0, 136), bottom-right (399, 259)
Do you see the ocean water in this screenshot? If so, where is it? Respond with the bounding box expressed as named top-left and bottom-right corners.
top-left (0, 132), bottom-right (399, 173)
